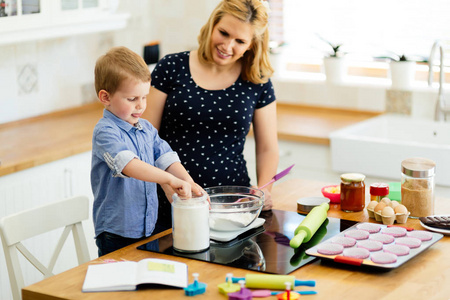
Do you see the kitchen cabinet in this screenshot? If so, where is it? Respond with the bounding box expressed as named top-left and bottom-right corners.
top-left (0, 151), bottom-right (96, 300)
top-left (0, 0), bottom-right (129, 45)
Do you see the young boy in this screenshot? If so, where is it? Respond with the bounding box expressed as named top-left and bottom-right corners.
top-left (91, 46), bottom-right (202, 256)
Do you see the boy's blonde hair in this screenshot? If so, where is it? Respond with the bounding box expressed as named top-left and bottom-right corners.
top-left (197, 0), bottom-right (273, 84)
top-left (95, 46), bottom-right (151, 95)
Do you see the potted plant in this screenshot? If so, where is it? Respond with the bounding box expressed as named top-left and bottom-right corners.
top-left (268, 40), bottom-right (286, 76)
top-left (318, 35), bottom-right (347, 84)
top-left (377, 52), bottom-right (417, 90)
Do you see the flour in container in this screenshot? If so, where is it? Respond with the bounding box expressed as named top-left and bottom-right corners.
top-left (209, 212), bottom-right (255, 231)
top-left (172, 194), bottom-right (210, 252)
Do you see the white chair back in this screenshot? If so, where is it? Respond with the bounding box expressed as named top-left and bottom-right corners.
top-left (0, 195), bottom-right (90, 300)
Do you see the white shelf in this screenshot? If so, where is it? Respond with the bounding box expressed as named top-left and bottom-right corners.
top-left (0, 13), bottom-right (130, 46)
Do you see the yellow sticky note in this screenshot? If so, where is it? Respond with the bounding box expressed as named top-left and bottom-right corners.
top-left (147, 261), bottom-right (175, 273)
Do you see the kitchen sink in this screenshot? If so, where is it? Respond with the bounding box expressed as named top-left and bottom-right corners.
top-left (330, 114), bottom-right (450, 187)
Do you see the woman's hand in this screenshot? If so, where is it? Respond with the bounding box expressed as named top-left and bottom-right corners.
top-left (261, 187), bottom-right (273, 210)
top-left (252, 185), bottom-right (273, 210)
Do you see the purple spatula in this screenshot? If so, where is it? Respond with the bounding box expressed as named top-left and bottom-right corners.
top-left (235, 164), bottom-right (295, 202)
top-left (258, 164), bottom-right (295, 190)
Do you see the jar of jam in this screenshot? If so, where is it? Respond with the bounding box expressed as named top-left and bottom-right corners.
top-left (370, 183), bottom-right (389, 202)
top-left (340, 173), bottom-right (365, 212)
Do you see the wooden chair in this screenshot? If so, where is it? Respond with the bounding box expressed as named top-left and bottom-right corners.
top-left (0, 195), bottom-right (91, 300)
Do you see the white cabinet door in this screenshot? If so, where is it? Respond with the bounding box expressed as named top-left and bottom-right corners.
top-left (0, 151), bottom-right (95, 300)
top-left (0, 0), bottom-right (128, 45)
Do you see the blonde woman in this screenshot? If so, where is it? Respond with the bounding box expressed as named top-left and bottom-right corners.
top-left (147, 0), bottom-right (279, 231)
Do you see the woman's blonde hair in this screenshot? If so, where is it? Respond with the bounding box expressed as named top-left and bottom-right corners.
top-left (95, 46), bottom-right (151, 95)
top-left (197, 0), bottom-right (273, 84)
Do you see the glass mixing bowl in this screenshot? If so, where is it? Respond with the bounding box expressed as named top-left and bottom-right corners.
top-left (205, 186), bottom-right (264, 232)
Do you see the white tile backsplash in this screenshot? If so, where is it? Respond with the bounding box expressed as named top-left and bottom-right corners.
top-left (273, 74), bottom-right (446, 120)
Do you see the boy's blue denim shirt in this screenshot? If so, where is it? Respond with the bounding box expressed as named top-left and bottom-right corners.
top-left (91, 109), bottom-right (180, 239)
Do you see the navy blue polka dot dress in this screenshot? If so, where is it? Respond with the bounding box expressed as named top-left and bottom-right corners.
top-left (151, 51), bottom-right (276, 230)
top-left (152, 51), bottom-right (275, 187)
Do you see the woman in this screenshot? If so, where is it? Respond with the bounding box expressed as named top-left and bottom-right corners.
top-left (147, 0), bottom-right (279, 231)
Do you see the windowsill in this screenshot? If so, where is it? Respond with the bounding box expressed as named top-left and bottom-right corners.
top-left (273, 70), bottom-right (434, 91)
top-left (272, 61), bottom-right (446, 92)
top-left (270, 58), bottom-right (446, 117)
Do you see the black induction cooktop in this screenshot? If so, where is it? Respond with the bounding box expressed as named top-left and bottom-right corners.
top-left (137, 209), bottom-right (356, 274)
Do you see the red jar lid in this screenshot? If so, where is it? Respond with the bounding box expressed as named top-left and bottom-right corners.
top-left (370, 183), bottom-right (389, 196)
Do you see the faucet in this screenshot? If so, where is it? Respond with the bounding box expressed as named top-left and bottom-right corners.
top-left (428, 40), bottom-right (450, 121)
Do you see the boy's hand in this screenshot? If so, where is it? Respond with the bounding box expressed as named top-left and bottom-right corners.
top-left (190, 182), bottom-right (210, 206)
top-left (169, 178), bottom-right (192, 199)
top-left (165, 177), bottom-right (209, 204)
top-left (189, 181), bottom-right (205, 197)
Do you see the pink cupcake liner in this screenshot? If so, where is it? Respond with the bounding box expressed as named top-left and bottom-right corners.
top-left (343, 247), bottom-right (370, 259)
top-left (357, 240), bottom-right (383, 251)
top-left (371, 252), bottom-right (398, 264)
top-left (344, 229), bottom-right (370, 240)
top-left (317, 243), bottom-right (344, 255)
top-left (369, 233), bottom-right (395, 244)
top-left (395, 237), bottom-right (422, 249)
top-left (356, 223), bottom-right (382, 233)
top-left (381, 227), bottom-right (407, 237)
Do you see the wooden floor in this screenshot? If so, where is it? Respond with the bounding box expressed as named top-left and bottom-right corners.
top-left (0, 102), bottom-right (380, 177)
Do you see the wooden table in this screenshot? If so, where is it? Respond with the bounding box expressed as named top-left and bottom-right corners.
top-left (22, 179), bottom-right (450, 300)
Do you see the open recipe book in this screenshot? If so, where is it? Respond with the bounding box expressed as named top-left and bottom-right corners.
top-left (82, 258), bottom-right (188, 292)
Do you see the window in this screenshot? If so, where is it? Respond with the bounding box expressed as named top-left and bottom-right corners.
top-left (268, 0), bottom-right (450, 82)
top-left (282, 0), bottom-right (450, 61)
top-left (61, 0), bottom-right (98, 10)
top-left (1, 0), bottom-right (40, 17)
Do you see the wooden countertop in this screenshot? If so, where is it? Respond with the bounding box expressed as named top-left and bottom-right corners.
top-left (0, 102), bottom-right (103, 177)
top-left (276, 103), bottom-right (379, 145)
top-left (0, 102), bottom-right (379, 177)
top-left (22, 178), bottom-right (450, 300)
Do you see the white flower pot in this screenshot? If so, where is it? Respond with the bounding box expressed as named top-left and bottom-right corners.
top-left (270, 53), bottom-right (284, 75)
top-left (389, 61), bottom-right (416, 90)
top-left (323, 57), bottom-right (347, 84)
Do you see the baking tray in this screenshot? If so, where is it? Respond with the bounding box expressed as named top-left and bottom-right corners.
top-left (305, 222), bottom-right (443, 269)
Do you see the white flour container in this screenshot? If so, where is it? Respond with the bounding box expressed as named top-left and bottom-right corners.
top-left (171, 193), bottom-right (210, 253)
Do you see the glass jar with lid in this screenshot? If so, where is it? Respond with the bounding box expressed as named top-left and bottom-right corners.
top-left (401, 157), bottom-right (435, 218)
top-left (370, 183), bottom-right (389, 202)
top-left (171, 192), bottom-right (210, 253)
top-left (340, 173), bottom-right (366, 212)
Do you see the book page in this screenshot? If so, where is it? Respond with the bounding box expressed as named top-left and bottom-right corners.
top-left (135, 258), bottom-right (188, 288)
top-left (82, 261), bottom-right (137, 292)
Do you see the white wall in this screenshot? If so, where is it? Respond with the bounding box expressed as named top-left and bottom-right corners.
top-left (2, 0), bottom-right (443, 125)
top-left (0, 0), bottom-right (220, 125)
